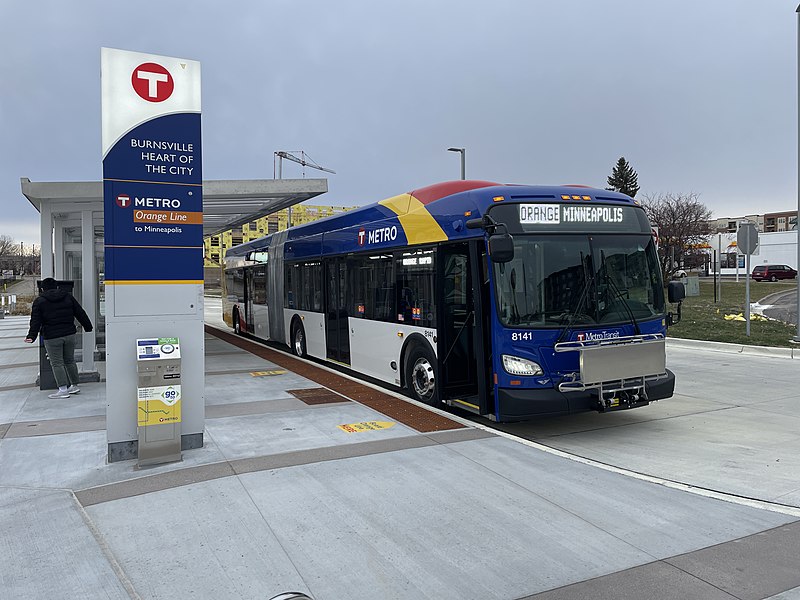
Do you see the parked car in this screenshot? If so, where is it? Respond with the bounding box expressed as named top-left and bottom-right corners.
top-left (751, 264), bottom-right (798, 282)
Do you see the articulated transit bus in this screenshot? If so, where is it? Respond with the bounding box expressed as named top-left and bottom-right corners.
top-left (223, 180), bottom-right (682, 422)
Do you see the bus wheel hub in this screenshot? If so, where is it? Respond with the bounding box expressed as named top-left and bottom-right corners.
top-left (412, 358), bottom-right (435, 397)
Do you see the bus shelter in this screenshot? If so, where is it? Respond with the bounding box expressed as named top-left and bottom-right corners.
top-left (21, 177), bottom-right (327, 378)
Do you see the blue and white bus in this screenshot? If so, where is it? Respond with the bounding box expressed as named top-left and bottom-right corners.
top-left (223, 180), bottom-right (683, 421)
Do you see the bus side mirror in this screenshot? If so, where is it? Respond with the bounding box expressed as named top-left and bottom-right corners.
top-left (666, 280), bottom-right (685, 327)
top-left (667, 280), bottom-right (685, 303)
top-left (488, 233), bottom-right (514, 263)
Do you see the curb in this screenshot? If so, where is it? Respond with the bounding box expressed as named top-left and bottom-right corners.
top-left (666, 337), bottom-right (798, 359)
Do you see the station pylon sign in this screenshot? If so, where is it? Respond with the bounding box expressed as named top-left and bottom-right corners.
top-left (101, 48), bottom-right (204, 462)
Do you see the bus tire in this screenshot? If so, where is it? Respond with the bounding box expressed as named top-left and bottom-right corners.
top-left (233, 309), bottom-right (242, 335)
top-left (405, 342), bottom-right (439, 406)
top-left (291, 320), bottom-right (307, 358)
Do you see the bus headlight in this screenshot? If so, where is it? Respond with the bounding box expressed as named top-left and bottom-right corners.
top-left (501, 355), bottom-right (543, 376)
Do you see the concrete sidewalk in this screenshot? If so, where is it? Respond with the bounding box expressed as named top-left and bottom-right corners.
top-left (1, 313), bottom-right (799, 600)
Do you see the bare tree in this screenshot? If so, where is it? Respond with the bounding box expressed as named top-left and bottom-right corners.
top-left (640, 192), bottom-right (712, 281)
top-left (0, 235), bottom-right (17, 257)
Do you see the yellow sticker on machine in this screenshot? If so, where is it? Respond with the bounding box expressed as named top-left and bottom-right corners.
top-left (137, 385), bottom-right (181, 427)
top-left (337, 421), bottom-right (395, 434)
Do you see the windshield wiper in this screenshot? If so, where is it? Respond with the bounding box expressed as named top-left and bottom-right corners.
top-left (599, 250), bottom-right (641, 335)
top-left (556, 252), bottom-right (595, 344)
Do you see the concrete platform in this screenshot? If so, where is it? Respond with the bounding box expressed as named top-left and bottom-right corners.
top-left (1, 311), bottom-right (799, 600)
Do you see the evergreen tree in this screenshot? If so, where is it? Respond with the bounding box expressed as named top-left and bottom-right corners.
top-left (606, 157), bottom-right (640, 198)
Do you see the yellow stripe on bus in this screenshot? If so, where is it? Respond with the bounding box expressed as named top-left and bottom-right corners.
top-left (379, 193), bottom-right (448, 245)
top-left (451, 398), bottom-right (480, 410)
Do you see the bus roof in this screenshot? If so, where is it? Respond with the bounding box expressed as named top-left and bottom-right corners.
top-left (225, 180), bottom-right (637, 259)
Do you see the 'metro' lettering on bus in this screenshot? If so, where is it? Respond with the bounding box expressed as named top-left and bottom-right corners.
top-left (367, 225), bottom-right (398, 244)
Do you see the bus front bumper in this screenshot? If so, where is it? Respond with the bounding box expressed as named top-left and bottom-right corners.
top-left (494, 369), bottom-right (676, 422)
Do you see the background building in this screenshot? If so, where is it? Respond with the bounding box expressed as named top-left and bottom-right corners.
top-left (763, 211), bottom-right (798, 232)
top-left (204, 203), bottom-right (357, 266)
top-left (708, 214), bottom-right (763, 233)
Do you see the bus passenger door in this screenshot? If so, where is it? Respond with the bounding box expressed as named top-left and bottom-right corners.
top-left (325, 258), bottom-right (351, 365)
top-left (440, 243), bottom-right (480, 408)
top-left (244, 269), bottom-right (255, 334)
top-left (251, 266), bottom-right (269, 340)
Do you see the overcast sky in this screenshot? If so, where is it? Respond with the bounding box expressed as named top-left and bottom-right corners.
top-left (1, 0), bottom-right (798, 247)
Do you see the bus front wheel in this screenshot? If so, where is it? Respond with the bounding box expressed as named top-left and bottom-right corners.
top-left (292, 321), bottom-right (307, 358)
top-left (405, 344), bottom-right (439, 406)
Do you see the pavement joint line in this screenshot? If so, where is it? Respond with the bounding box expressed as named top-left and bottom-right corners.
top-left (71, 492), bottom-right (144, 600)
top-left (0, 383), bottom-right (37, 392)
top-left (5, 415), bottom-right (107, 438)
top-left (74, 429), bottom-right (487, 507)
top-left (0, 361), bottom-right (38, 369)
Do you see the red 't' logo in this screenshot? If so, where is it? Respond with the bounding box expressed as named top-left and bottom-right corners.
top-left (357, 228), bottom-right (366, 246)
top-left (131, 63), bottom-right (174, 103)
top-left (116, 194), bottom-right (131, 208)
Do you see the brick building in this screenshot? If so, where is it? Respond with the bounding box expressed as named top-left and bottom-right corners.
top-left (204, 204), bottom-right (357, 266)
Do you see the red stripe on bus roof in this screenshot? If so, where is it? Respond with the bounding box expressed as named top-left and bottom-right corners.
top-left (409, 180), bottom-right (501, 205)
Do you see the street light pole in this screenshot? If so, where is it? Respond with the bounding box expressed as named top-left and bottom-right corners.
top-left (447, 147), bottom-right (465, 180)
top-left (795, 5), bottom-right (800, 342)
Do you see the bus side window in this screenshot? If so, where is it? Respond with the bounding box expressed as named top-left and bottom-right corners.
top-left (395, 248), bottom-right (436, 327)
top-left (353, 253), bottom-right (394, 322)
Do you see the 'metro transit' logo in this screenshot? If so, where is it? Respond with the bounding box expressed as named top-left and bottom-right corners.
top-left (577, 331), bottom-right (621, 342)
top-left (131, 62), bottom-right (174, 103)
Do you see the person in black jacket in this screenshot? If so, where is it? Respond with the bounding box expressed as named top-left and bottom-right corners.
top-left (24, 278), bottom-right (93, 399)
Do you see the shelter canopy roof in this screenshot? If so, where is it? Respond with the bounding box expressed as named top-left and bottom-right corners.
top-left (20, 177), bottom-right (328, 237)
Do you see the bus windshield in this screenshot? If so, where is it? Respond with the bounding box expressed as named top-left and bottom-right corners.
top-left (493, 234), bottom-right (664, 328)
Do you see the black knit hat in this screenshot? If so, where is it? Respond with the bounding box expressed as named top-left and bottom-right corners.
top-left (41, 278), bottom-right (57, 291)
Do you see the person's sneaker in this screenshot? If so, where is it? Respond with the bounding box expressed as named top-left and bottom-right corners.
top-left (48, 390), bottom-right (70, 399)
top-left (66, 385), bottom-right (81, 394)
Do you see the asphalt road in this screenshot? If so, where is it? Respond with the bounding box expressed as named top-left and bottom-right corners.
top-left (759, 285), bottom-right (799, 326)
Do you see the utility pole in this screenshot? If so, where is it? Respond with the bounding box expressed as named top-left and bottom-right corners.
top-left (274, 151), bottom-right (335, 228)
top-left (447, 147), bottom-right (466, 180)
top-left (795, 5), bottom-right (800, 342)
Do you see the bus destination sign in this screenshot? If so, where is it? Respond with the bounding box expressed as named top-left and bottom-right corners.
top-left (520, 204), bottom-right (625, 225)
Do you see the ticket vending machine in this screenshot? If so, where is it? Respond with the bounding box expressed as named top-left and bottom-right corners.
top-left (136, 337), bottom-right (182, 467)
